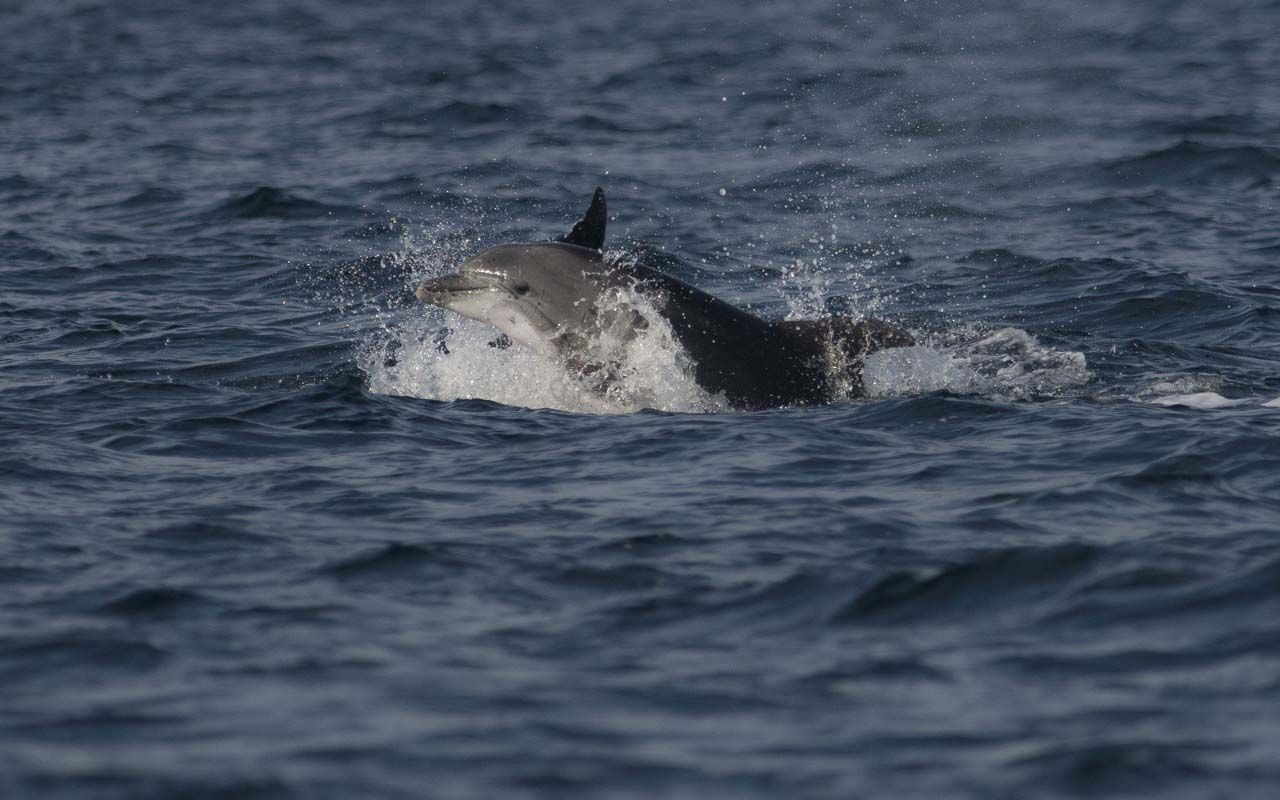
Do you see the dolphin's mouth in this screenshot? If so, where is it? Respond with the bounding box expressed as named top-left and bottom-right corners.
top-left (415, 273), bottom-right (495, 304)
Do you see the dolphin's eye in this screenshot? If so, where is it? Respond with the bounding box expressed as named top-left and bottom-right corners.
top-left (513, 282), bottom-right (531, 295)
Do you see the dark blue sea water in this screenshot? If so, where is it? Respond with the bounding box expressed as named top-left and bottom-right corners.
top-left (3, 0), bottom-right (1280, 797)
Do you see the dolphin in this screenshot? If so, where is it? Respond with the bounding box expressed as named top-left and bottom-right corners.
top-left (415, 188), bottom-right (913, 410)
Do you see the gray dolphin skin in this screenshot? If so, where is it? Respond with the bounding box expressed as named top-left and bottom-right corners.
top-left (415, 188), bottom-right (914, 410)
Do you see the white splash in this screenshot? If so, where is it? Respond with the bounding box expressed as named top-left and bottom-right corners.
top-left (1133, 373), bottom-right (1225, 400)
top-left (1094, 373), bottom-right (1280, 410)
top-left (359, 224), bottom-right (1092, 413)
top-left (1124, 374), bottom-right (1279, 410)
top-left (1131, 373), bottom-right (1231, 409)
top-left (1150, 392), bottom-right (1249, 409)
top-left (862, 327), bottom-right (1092, 401)
top-left (364, 275), bottom-right (724, 414)
top-left (367, 317), bottom-right (1093, 413)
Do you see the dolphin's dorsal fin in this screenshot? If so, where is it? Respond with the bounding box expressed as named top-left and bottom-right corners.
top-left (559, 187), bottom-right (607, 251)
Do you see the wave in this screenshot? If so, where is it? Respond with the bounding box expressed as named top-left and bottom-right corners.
top-left (322, 542), bottom-right (468, 580)
top-left (208, 187), bottom-right (360, 221)
top-left (837, 543), bottom-right (1102, 625)
top-left (369, 100), bottom-right (540, 139)
top-left (99, 587), bottom-right (208, 617)
top-left (1102, 139), bottom-right (1280, 187)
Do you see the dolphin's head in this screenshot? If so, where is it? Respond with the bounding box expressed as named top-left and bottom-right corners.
top-left (415, 242), bottom-right (609, 356)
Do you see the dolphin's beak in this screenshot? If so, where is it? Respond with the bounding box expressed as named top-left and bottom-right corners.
top-left (415, 274), bottom-right (492, 305)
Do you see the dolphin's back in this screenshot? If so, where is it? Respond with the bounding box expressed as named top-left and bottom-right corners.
top-left (615, 263), bottom-right (828, 409)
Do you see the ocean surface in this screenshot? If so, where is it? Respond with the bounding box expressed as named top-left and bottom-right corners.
top-left (3, 0), bottom-right (1280, 797)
